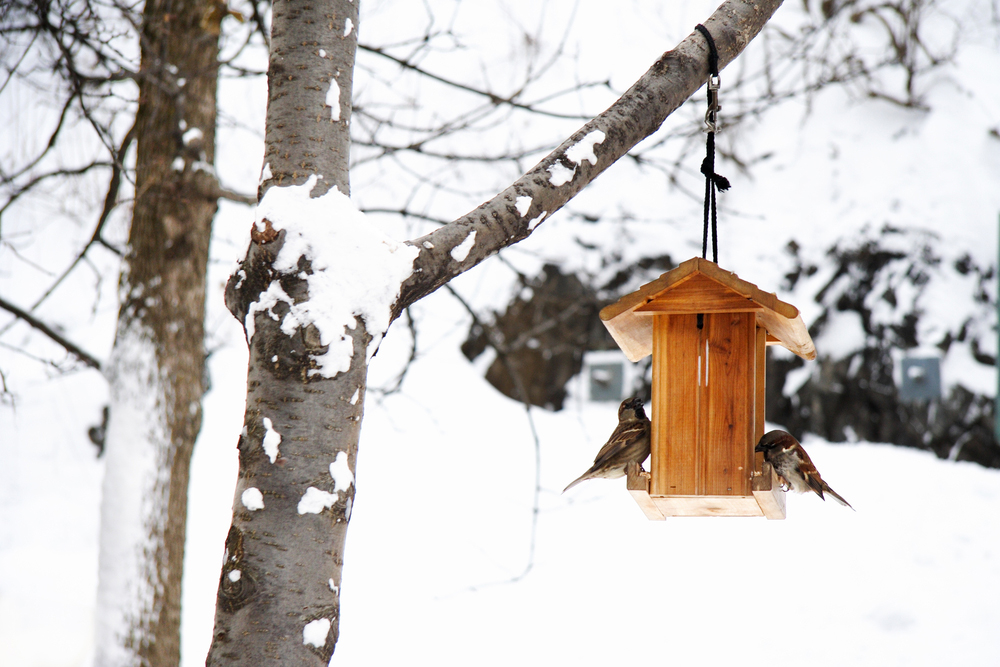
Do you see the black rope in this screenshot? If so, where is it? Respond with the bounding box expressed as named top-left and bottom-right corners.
top-left (695, 24), bottom-right (719, 77)
top-left (694, 24), bottom-right (730, 264)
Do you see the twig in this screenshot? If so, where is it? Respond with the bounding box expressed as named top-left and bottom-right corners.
top-left (369, 307), bottom-right (418, 396)
top-left (212, 183), bottom-right (257, 206)
top-left (359, 43), bottom-right (593, 121)
top-left (444, 284), bottom-right (540, 586)
top-left (0, 123), bottom-right (138, 336)
top-left (0, 294), bottom-right (102, 370)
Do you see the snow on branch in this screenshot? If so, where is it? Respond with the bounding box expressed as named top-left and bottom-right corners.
top-left (391, 0), bottom-right (784, 321)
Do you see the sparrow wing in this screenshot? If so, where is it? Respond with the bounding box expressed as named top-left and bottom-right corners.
top-left (591, 419), bottom-right (649, 468)
top-left (800, 451), bottom-right (853, 509)
top-left (785, 444), bottom-right (823, 496)
top-left (801, 466), bottom-right (828, 500)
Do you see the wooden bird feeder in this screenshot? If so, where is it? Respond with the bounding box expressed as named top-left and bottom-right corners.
top-left (600, 258), bottom-right (816, 520)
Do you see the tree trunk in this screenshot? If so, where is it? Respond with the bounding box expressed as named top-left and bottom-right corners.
top-left (208, 0), bottom-right (361, 664)
top-left (94, 0), bottom-right (221, 664)
top-left (209, 0), bottom-right (782, 663)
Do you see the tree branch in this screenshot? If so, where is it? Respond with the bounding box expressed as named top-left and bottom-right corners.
top-left (19, 122), bottom-right (137, 315)
top-left (0, 294), bottom-right (102, 370)
top-left (358, 43), bottom-right (596, 121)
top-left (444, 284), bottom-right (540, 584)
top-left (210, 183), bottom-right (257, 206)
top-left (392, 0), bottom-right (784, 321)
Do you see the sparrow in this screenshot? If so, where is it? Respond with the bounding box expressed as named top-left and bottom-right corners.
top-left (755, 430), bottom-right (853, 509)
top-left (563, 397), bottom-right (651, 493)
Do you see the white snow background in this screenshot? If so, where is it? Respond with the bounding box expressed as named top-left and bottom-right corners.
top-left (2, 1), bottom-right (1000, 665)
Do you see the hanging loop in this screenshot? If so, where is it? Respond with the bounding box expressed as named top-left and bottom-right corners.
top-left (694, 23), bottom-right (729, 265)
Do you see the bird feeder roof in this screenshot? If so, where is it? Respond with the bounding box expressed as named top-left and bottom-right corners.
top-left (600, 257), bottom-right (816, 362)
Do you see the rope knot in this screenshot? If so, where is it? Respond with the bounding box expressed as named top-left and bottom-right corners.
top-left (700, 157), bottom-right (731, 192)
top-left (695, 24), bottom-right (728, 264)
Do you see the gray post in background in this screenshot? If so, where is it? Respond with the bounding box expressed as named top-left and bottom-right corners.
top-left (996, 213), bottom-right (1000, 444)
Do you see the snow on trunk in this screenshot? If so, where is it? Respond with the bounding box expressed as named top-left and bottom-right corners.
top-left (89, 0), bottom-right (220, 661)
top-left (206, 2), bottom-right (374, 662)
top-left (94, 322), bottom-right (173, 665)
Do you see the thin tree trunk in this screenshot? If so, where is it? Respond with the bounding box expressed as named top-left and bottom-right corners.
top-left (208, 0), bottom-right (361, 663)
top-left (94, 0), bottom-right (221, 664)
top-left (209, 1), bottom-right (782, 663)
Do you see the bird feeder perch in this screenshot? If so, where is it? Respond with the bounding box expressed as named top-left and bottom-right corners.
top-left (600, 258), bottom-right (816, 520)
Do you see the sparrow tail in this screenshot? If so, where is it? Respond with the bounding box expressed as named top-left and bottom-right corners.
top-left (826, 485), bottom-right (854, 510)
top-left (562, 474), bottom-right (587, 494)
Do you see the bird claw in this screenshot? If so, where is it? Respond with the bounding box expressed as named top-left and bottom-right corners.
top-left (628, 462), bottom-right (651, 479)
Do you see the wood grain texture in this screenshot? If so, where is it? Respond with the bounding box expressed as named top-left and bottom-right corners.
top-left (649, 313), bottom-right (756, 497)
top-left (650, 496), bottom-right (764, 517)
top-left (626, 463), bottom-right (665, 520)
top-left (754, 324), bottom-right (767, 470)
top-left (756, 310), bottom-right (816, 360)
top-left (601, 258), bottom-right (815, 362)
top-left (700, 313), bottom-right (754, 496)
top-left (603, 258), bottom-right (797, 320)
top-left (651, 314), bottom-right (699, 496)
top-left (634, 273), bottom-right (764, 314)
top-left (607, 313), bottom-right (655, 363)
top-left (630, 312), bottom-right (777, 518)
top-left (752, 324), bottom-right (767, 487)
top-left (752, 462), bottom-right (787, 520)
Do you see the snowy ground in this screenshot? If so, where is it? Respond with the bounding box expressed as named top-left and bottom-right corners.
top-left (2, 286), bottom-right (1000, 666)
top-left (3, 302), bottom-right (1000, 664)
top-left (2, 0), bottom-right (1000, 665)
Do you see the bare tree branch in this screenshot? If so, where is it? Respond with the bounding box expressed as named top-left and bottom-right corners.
top-left (359, 207), bottom-right (449, 225)
top-left (358, 42), bottom-right (599, 121)
top-left (0, 294), bottom-right (102, 370)
top-left (210, 183), bottom-right (257, 206)
top-left (17, 121), bottom-right (137, 316)
top-left (444, 283), bottom-right (541, 585)
top-left (392, 0), bottom-right (784, 320)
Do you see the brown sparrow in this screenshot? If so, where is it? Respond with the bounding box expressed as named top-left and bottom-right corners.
top-left (563, 397), bottom-right (651, 493)
top-left (755, 430), bottom-right (853, 509)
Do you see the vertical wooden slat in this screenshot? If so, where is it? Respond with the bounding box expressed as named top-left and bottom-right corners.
top-left (701, 313), bottom-right (754, 496)
top-left (696, 324), bottom-right (707, 494)
top-left (743, 313), bottom-right (760, 496)
top-left (651, 314), bottom-right (699, 496)
top-left (753, 324), bottom-right (767, 476)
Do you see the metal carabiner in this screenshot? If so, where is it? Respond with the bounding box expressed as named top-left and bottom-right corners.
top-left (707, 74), bottom-right (720, 111)
top-left (704, 74), bottom-right (721, 133)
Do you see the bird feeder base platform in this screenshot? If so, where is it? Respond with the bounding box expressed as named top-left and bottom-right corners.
top-left (626, 462), bottom-right (786, 520)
